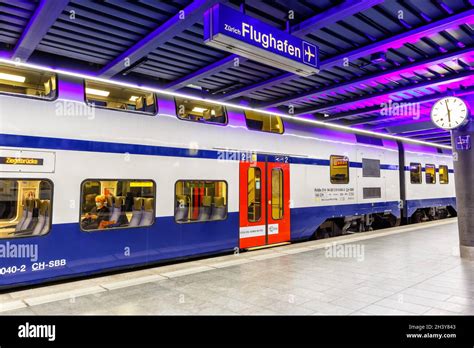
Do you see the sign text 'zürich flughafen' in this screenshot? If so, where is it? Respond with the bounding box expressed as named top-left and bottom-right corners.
top-left (204, 4), bottom-right (319, 76)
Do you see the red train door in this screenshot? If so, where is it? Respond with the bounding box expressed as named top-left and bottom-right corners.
top-left (239, 155), bottom-right (290, 249)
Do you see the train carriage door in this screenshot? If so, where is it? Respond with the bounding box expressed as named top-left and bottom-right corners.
top-left (239, 155), bottom-right (290, 249)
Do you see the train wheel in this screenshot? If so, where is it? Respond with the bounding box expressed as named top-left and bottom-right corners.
top-left (411, 211), bottom-right (424, 224)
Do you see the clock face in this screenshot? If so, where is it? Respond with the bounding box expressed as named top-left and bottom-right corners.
top-left (431, 97), bottom-right (469, 130)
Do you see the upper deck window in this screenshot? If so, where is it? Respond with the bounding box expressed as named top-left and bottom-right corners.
top-left (410, 163), bottom-right (422, 184)
top-left (0, 63), bottom-right (57, 100)
top-left (439, 165), bottom-right (449, 184)
top-left (425, 164), bottom-right (436, 184)
top-left (85, 80), bottom-right (156, 114)
top-left (244, 110), bottom-right (283, 134)
top-left (175, 97), bottom-right (227, 125)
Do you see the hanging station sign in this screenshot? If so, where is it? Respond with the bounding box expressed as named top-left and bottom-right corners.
top-left (204, 4), bottom-right (319, 76)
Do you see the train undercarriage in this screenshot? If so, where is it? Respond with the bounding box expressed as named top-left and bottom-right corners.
top-left (315, 206), bottom-right (456, 240)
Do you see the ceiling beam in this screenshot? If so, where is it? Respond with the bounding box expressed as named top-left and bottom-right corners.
top-left (219, 8), bottom-right (474, 102)
top-left (163, 54), bottom-right (239, 91)
top-left (381, 121), bottom-right (437, 133)
top-left (412, 133), bottom-right (451, 140)
top-left (98, 0), bottom-right (218, 78)
top-left (11, 0), bottom-right (70, 61)
top-left (164, 0), bottom-right (382, 91)
top-left (340, 86), bottom-right (474, 126)
top-left (259, 47), bottom-right (473, 108)
top-left (290, 0), bottom-right (384, 36)
top-left (295, 70), bottom-right (473, 115)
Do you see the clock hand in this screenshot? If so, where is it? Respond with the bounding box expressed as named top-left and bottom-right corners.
top-left (445, 100), bottom-right (451, 123)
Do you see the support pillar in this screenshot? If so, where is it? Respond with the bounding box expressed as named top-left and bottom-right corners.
top-left (451, 97), bottom-right (474, 260)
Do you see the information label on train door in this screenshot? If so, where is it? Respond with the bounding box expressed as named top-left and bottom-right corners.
top-left (239, 155), bottom-right (290, 249)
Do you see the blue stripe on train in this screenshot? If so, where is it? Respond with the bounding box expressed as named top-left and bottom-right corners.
top-left (290, 201), bottom-right (401, 240)
top-left (0, 198), bottom-right (455, 288)
top-left (0, 133), bottom-right (400, 169)
top-left (406, 197), bottom-right (456, 217)
top-left (0, 214), bottom-right (239, 288)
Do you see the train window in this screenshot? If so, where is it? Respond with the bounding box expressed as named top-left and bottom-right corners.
top-left (330, 155), bottom-right (349, 184)
top-left (0, 179), bottom-right (53, 239)
top-left (362, 158), bottom-right (380, 178)
top-left (80, 180), bottom-right (155, 231)
top-left (248, 168), bottom-right (262, 222)
top-left (271, 168), bottom-right (284, 220)
top-left (175, 181), bottom-right (227, 223)
top-left (439, 165), bottom-right (449, 184)
top-left (85, 80), bottom-right (156, 114)
top-left (410, 163), bottom-right (422, 184)
top-left (0, 63), bottom-right (57, 100)
top-left (244, 110), bottom-right (284, 134)
top-left (425, 164), bottom-right (436, 184)
top-left (175, 97), bottom-right (227, 125)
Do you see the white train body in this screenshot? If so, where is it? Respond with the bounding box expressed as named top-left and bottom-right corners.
top-left (0, 73), bottom-right (456, 288)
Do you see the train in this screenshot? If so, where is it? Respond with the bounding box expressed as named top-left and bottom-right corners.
top-left (0, 61), bottom-right (456, 289)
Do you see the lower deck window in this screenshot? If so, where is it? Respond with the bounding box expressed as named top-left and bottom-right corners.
top-left (80, 180), bottom-right (155, 231)
top-left (175, 181), bottom-right (227, 223)
top-left (0, 179), bottom-right (52, 238)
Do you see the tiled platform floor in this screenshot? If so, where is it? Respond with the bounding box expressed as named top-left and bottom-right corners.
top-left (2, 218), bottom-right (474, 315)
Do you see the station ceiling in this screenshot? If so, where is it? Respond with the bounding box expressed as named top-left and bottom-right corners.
top-left (1, 0), bottom-right (473, 145)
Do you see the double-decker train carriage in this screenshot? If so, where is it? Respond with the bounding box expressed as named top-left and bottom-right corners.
top-left (0, 62), bottom-right (456, 289)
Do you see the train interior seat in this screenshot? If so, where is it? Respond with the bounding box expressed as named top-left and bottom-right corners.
top-left (136, 97), bottom-right (144, 111)
top-left (246, 118), bottom-right (263, 131)
top-left (83, 194), bottom-right (96, 213)
top-left (106, 195), bottom-right (114, 209)
top-left (16, 199), bottom-right (35, 232)
top-left (91, 100), bottom-right (107, 107)
top-left (139, 198), bottom-right (154, 226)
top-left (145, 94), bottom-right (155, 113)
top-left (210, 197), bottom-right (226, 220)
top-left (175, 195), bottom-right (189, 222)
top-left (40, 200), bottom-right (50, 235)
top-left (32, 200), bottom-right (50, 235)
top-left (14, 201), bottom-right (28, 231)
top-left (108, 196), bottom-right (128, 227)
top-left (197, 196), bottom-right (212, 221)
top-left (128, 197), bottom-right (143, 227)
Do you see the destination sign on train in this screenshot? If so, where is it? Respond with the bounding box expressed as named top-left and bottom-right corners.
top-left (204, 4), bottom-right (319, 76)
top-left (0, 157), bottom-right (44, 165)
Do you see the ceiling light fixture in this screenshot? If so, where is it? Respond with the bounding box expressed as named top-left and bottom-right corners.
top-left (85, 88), bottom-right (110, 97)
top-left (0, 72), bottom-right (26, 83)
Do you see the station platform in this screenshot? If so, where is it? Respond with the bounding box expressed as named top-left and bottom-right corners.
top-left (1, 218), bottom-right (473, 316)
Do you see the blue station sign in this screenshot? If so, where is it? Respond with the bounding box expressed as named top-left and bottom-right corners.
top-left (456, 135), bottom-right (471, 151)
top-left (204, 4), bottom-right (319, 76)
